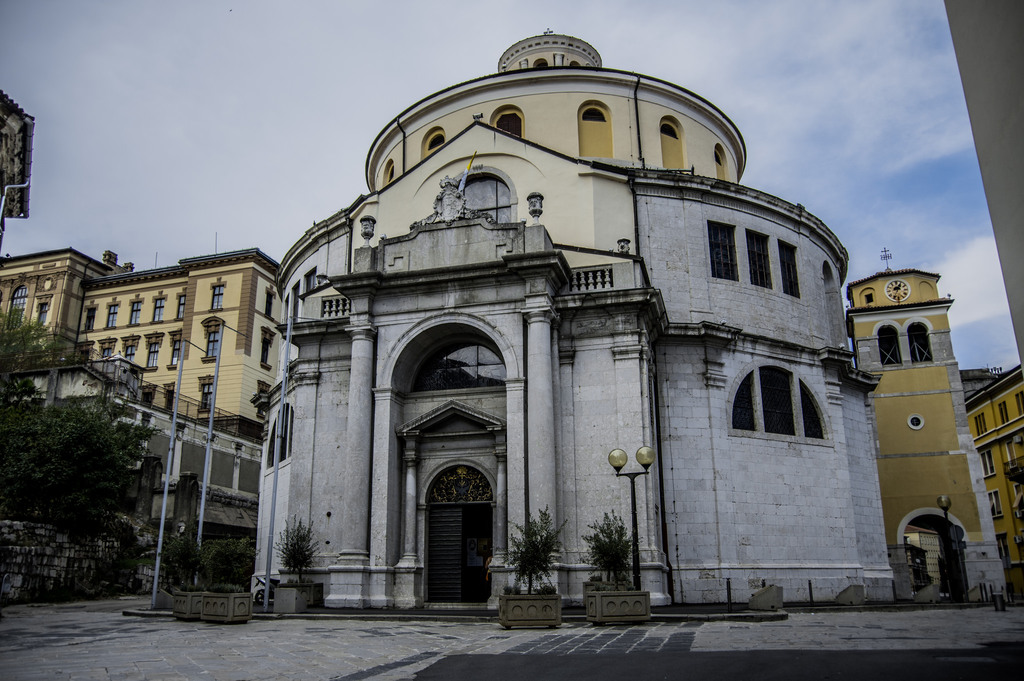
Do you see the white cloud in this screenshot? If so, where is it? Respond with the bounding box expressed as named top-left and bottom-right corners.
top-left (928, 236), bottom-right (1011, 328)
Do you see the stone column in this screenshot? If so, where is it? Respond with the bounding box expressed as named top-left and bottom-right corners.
top-left (400, 438), bottom-right (419, 565)
top-left (340, 325), bottom-right (375, 565)
top-left (525, 308), bottom-right (556, 519)
top-left (494, 436), bottom-right (508, 556)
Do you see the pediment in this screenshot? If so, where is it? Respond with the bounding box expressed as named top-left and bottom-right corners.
top-left (396, 399), bottom-right (505, 437)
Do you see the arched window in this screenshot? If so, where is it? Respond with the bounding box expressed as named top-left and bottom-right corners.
top-left (383, 159), bottom-right (395, 185)
top-left (464, 175), bottom-right (513, 222)
top-left (578, 102), bottom-right (612, 157)
top-left (533, 58), bottom-right (548, 68)
top-left (492, 108), bottom-right (524, 137)
top-left (714, 144), bottom-right (728, 180)
top-left (878, 326), bottom-right (902, 365)
top-left (266, 404), bottom-right (293, 466)
top-left (731, 368), bottom-right (825, 439)
top-left (659, 117), bottom-right (685, 169)
top-left (414, 343), bottom-right (506, 391)
top-left (908, 323), bottom-right (932, 362)
top-left (8, 285), bottom-right (27, 324)
top-left (422, 127), bottom-right (445, 158)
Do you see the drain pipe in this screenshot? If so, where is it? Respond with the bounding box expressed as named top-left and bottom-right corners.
top-left (633, 75), bottom-right (645, 170)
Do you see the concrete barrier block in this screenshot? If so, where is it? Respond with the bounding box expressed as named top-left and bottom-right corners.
top-left (836, 585), bottom-right (865, 606)
top-left (913, 584), bottom-right (939, 603)
top-left (967, 586), bottom-right (982, 603)
top-left (275, 586), bottom-right (307, 613)
top-left (748, 585), bottom-right (783, 611)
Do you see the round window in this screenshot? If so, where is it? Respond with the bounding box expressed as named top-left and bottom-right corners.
top-left (907, 414), bottom-right (925, 430)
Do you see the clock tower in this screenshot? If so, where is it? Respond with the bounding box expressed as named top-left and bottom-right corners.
top-left (847, 267), bottom-right (1001, 600)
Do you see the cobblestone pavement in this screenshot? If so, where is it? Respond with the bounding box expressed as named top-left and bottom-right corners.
top-left (0, 598), bottom-right (1021, 681)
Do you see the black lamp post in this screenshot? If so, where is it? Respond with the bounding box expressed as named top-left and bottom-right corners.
top-left (608, 446), bottom-right (656, 590)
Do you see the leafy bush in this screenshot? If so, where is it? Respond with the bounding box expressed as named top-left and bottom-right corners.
top-left (276, 516), bottom-right (317, 582)
top-left (582, 511), bottom-right (631, 584)
top-left (506, 507), bottom-right (564, 594)
top-left (161, 523), bottom-right (203, 588)
top-left (0, 397), bottom-right (153, 535)
top-left (200, 538), bottom-right (256, 588)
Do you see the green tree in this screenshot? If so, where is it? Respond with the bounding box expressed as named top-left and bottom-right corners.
top-left (0, 397), bottom-right (153, 535)
top-left (0, 309), bottom-right (70, 372)
top-left (582, 511), bottom-right (631, 583)
top-left (506, 507), bottom-right (564, 594)
top-left (201, 537), bottom-right (256, 589)
top-left (161, 522), bottom-right (203, 589)
top-left (276, 516), bottom-right (317, 583)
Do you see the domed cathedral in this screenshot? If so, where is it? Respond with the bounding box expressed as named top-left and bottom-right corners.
top-left (259, 33), bottom-right (893, 608)
top-left (846, 266), bottom-right (1003, 600)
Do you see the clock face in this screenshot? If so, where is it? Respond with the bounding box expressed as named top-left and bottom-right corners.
top-left (885, 279), bottom-right (910, 302)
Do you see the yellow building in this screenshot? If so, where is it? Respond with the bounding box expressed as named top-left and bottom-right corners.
top-left (965, 365), bottom-right (1024, 596)
top-left (77, 248), bottom-right (280, 424)
top-left (846, 266), bottom-right (1002, 599)
top-left (0, 248), bottom-right (123, 345)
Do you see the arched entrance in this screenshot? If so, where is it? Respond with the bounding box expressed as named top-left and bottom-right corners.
top-left (904, 513), bottom-right (966, 601)
top-left (427, 465), bottom-right (494, 603)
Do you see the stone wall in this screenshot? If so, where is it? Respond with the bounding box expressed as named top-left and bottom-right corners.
top-left (0, 521), bottom-right (120, 603)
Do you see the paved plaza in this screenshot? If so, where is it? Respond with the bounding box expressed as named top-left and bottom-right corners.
top-left (0, 599), bottom-right (1022, 680)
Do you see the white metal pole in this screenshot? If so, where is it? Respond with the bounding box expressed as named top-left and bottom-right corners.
top-left (262, 312), bottom-right (293, 611)
top-left (150, 352), bottom-right (186, 609)
top-left (196, 335), bottom-right (223, 547)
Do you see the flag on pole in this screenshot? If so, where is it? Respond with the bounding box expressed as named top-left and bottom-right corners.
top-left (457, 151), bottom-right (477, 193)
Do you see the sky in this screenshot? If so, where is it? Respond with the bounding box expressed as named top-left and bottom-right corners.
top-left (0, 0), bottom-right (1017, 371)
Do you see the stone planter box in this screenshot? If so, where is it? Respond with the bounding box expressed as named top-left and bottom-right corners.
top-left (275, 585), bottom-right (307, 613)
top-left (172, 591), bottom-right (204, 620)
top-left (201, 591), bottom-right (253, 623)
top-left (585, 590), bottom-right (651, 624)
top-left (498, 593), bottom-right (561, 629)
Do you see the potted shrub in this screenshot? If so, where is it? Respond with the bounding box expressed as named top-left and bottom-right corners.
top-left (163, 526), bottom-right (204, 620)
top-left (582, 511), bottom-right (650, 624)
top-left (199, 538), bottom-right (256, 623)
top-left (498, 507), bottom-right (563, 629)
top-left (274, 516), bottom-right (322, 612)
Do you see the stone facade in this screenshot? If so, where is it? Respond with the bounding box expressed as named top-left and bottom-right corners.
top-left (256, 34), bottom-right (893, 608)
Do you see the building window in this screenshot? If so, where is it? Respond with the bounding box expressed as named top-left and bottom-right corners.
top-left (36, 302), bottom-right (48, 325)
top-left (268, 404), bottom-right (293, 465)
top-left (84, 308), bottom-right (96, 331)
top-left (732, 373), bottom-right (755, 431)
top-left (264, 291), bottom-right (274, 316)
top-left (123, 343), bottom-right (137, 363)
top-left (152, 298), bottom-right (165, 322)
top-left (422, 127), bottom-right (445, 158)
top-left (106, 304), bottom-right (119, 328)
top-left (464, 175), bottom-right (513, 222)
top-left (383, 159), bottom-right (395, 185)
top-left (260, 336), bottom-right (272, 365)
top-left (200, 381), bottom-right (214, 411)
top-left (908, 323), bottom-right (932, 362)
top-left (800, 383), bottom-right (824, 438)
top-left (211, 285), bottom-right (224, 310)
top-left (731, 368), bottom-right (825, 439)
top-left (205, 326), bottom-right (220, 357)
top-left (746, 231), bottom-right (772, 288)
top-left (989, 489), bottom-right (1003, 517)
top-left (760, 367), bottom-right (795, 435)
top-left (170, 338), bottom-right (181, 366)
top-left (578, 102), bottom-right (612, 157)
top-left (981, 450), bottom-right (995, 477)
top-left (778, 242), bottom-right (800, 297)
top-left (496, 112), bottom-right (523, 137)
top-left (659, 117), bottom-right (685, 169)
top-left (878, 326), bottom-right (901, 365)
top-left (129, 301), bottom-right (142, 325)
top-left (974, 413), bottom-right (988, 435)
top-left (304, 268), bottom-right (318, 293)
top-left (177, 294), bottom-right (186, 319)
top-left (9, 285), bottom-right (27, 323)
top-left (147, 342), bottom-right (159, 368)
top-left (708, 222), bottom-right (738, 281)
top-left (101, 346), bottom-right (113, 358)
top-left (714, 143), bottom-right (728, 180)
top-left (413, 343), bottom-right (506, 391)
top-left (1016, 390), bottom-right (1024, 416)
top-left (998, 401), bottom-right (1009, 425)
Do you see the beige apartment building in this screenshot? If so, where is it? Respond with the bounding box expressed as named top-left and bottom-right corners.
top-left (76, 248), bottom-right (280, 424)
